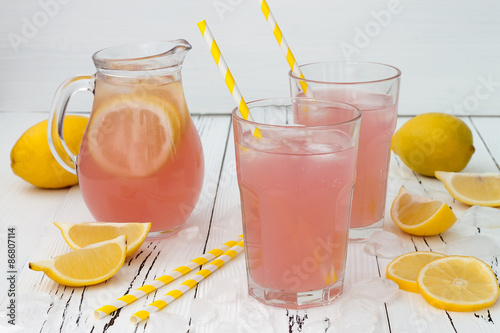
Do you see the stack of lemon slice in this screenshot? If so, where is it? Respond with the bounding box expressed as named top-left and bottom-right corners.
top-left (386, 251), bottom-right (499, 312)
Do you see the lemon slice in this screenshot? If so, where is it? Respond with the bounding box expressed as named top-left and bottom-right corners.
top-left (386, 251), bottom-right (446, 292)
top-left (54, 222), bottom-right (151, 257)
top-left (87, 96), bottom-right (181, 177)
top-left (29, 235), bottom-right (127, 287)
top-left (435, 171), bottom-right (500, 207)
top-left (390, 186), bottom-right (457, 236)
top-left (417, 256), bottom-right (499, 312)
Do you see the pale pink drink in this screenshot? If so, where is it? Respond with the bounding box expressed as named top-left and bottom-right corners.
top-left (47, 41), bottom-right (204, 238)
top-left (290, 62), bottom-right (401, 240)
top-left (77, 79), bottom-right (204, 236)
top-left (233, 98), bottom-right (361, 308)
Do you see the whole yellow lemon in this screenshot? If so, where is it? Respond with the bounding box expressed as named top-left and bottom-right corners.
top-left (391, 113), bottom-right (475, 177)
top-left (10, 115), bottom-right (89, 188)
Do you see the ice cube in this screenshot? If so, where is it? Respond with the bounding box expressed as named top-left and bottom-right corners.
top-left (219, 205), bottom-right (243, 228)
top-left (350, 277), bottom-right (399, 304)
top-left (238, 298), bottom-right (269, 323)
top-left (148, 312), bottom-right (189, 333)
top-left (16, 293), bottom-right (54, 328)
top-left (364, 231), bottom-right (406, 258)
top-left (236, 319), bottom-right (274, 333)
top-left (461, 205), bottom-right (500, 229)
top-left (446, 235), bottom-right (500, 261)
top-left (438, 222), bottom-right (476, 243)
top-left (190, 298), bottom-right (217, 325)
top-left (312, 129), bottom-right (353, 150)
top-left (0, 311), bottom-right (24, 332)
top-left (233, 298), bottom-right (273, 332)
top-left (302, 318), bottom-right (331, 333)
top-left (208, 277), bottom-right (244, 303)
top-left (280, 135), bottom-right (311, 154)
top-left (211, 321), bottom-right (238, 333)
top-left (340, 298), bottom-right (378, 333)
top-left (247, 135), bottom-right (283, 152)
top-left (177, 226), bottom-right (202, 241)
top-left (307, 143), bottom-right (340, 154)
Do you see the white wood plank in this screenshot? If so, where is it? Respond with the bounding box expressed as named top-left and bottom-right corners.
top-left (2, 114), bottom-right (500, 332)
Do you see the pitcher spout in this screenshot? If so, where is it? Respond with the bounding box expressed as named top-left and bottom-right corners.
top-left (92, 40), bottom-right (192, 71)
top-left (164, 39), bottom-right (192, 68)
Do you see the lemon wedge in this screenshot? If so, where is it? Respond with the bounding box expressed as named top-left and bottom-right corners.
top-left (435, 171), bottom-right (500, 207)
top-left (417, 256), bottom-right (499, 312)
top-left (386, 251), bottom-right (446, 293)
top-left (54, 222), bottom-right (150, 257)
top-left (29, 235), bottom-right (127, 287)
top-left (390, 186), bottom-right (457, 236)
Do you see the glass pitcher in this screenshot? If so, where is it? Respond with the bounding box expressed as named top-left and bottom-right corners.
top-left (48, 40), bottom-right (205, 238)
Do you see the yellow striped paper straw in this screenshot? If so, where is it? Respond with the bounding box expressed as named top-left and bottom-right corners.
top-left (94, 235), bottom-right (243, 319)
top-left (257, 0), bottom-right (313, 97)
top-left (197, 20), bottom-right (262, 138)
top-left (130, 240), bottom-right (245, 324)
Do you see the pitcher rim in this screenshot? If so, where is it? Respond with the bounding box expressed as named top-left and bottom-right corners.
top-left (92, 39), bottom-right (192, 70)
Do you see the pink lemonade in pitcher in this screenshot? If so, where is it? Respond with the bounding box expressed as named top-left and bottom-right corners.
top-left (297, 87), bottom-right (397, 229)
top-left (236, 130), bottom-right (357, 293)
top-left (77, 77), bottom-right (204, 235)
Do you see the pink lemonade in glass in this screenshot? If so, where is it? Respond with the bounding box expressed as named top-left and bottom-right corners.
top-left (77, 78), bottom-right (204, 236)
top-left (296, 87), bottom-right (397, 229)
top-left (233, 98), bottom-right (361, 308)
top-left (290, 62), bottom-right (401, 239)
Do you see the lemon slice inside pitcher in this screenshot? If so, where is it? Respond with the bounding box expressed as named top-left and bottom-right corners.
top-left (87, 96), bottom-right (181, 177)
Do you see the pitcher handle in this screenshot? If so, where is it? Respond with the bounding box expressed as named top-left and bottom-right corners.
top-left (47, 75), bottom-right (95, 175)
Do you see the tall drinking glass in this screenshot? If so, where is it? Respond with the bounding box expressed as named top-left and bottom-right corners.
top-left (289, 62), bottom-right (401, 240)
top-left (233, 97), bottom-right (361, 308)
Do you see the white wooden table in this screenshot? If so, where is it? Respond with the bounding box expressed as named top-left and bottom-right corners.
top-left (1, 112), bottom-right (499, 332)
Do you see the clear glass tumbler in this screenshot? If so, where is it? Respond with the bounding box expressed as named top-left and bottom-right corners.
top-left (233, 97), bottom-right (361, 308)
top-left (289, 62), bottom-right (401, 240)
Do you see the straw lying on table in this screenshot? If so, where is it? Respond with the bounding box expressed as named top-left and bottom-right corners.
top-left (94, 235), bottom-right (243, 319)
top-left (130, 239), bottom-right (245, 324)
top-left (197, 19), bottom-right (262, 138)
top-left (257, 0), bottom-right (313, 97)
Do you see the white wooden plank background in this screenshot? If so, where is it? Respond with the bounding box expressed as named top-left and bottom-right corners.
top-left (1, 0), bottom-right (500, 115)
top-left (1, 112), bottom-right (500, 332)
